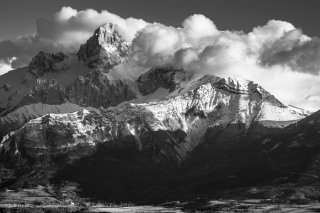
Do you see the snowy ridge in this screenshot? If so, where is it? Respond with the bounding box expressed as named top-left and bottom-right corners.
top-left (0, 66), bottom-right (310, 164)
top-left (0, 102), bottom-right (85, 137)
top-left (0, 22), bottom-right (312, 168)
top-left (0, 109), bottom-right (105, 163)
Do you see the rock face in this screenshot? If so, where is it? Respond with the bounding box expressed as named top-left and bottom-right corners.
top-left (66, 23), bottom-right (136, 108)
top-left (67, 70), bottom-right (137, 108)
top-left (77, 23), bottom-right (129, 70)
top-left (137, 67), bottom-right (194, 95)
top-left (0, 103), bottom-right (84, 143)
top-left (0, 110), bottom-right (106, 168)
top-left (29, 51), bottom-right (68, 76)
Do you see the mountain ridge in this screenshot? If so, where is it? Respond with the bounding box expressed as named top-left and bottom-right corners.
top-left (0, 22), bottom-right (318, 204)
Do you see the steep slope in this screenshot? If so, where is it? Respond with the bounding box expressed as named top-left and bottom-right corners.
top-left (0, 102), bottom-right (85, 140)
top-left (0, 67), bottom-right (308, 169)
top-left (0, 55), bottom-right (89, 116)
top-left (172, 110), bottom-right (320, 201)
top-left (77, 22), bottom-right (129, 70)
top-left (255, 110), bottom-right (320, 181)
top-left (137, 67), bottom-right (307, 127)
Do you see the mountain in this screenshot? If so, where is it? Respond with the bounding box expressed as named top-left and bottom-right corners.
top-left (77, 22), bottom-right (129, 69)
top-left (0, 22), bottom-right (317, 204)
top-left (0, 67), bottom-right (308, 167)
top-left (0, 23), bottom-right (137, 140)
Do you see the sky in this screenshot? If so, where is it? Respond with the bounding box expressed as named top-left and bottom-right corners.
top-left (0, 0), bottom-right (320, 111)
top-left (1, 0), bottom-right (320, 40)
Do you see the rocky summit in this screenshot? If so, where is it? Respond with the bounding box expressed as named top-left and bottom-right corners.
top-left (77, 23), bottom-right (129, 70)
top-left (0, 22), bottom-right (319, 205)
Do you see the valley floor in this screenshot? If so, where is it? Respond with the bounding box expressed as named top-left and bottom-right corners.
top-left (1, 185), bottom-right (320, 213)
top-left (1, 200), bottom-right (320, 213)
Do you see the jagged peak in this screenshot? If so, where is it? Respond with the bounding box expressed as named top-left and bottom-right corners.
top-left (77, 23), bottom-right (129, 70)
top-left (93, 23), bottom-right (124, 46)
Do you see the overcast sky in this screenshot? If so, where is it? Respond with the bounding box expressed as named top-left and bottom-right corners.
top-left (0, 0), bottom-right (320, 111)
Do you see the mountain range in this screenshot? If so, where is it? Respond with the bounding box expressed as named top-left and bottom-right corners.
top-left (0, 23), bottom-right (319, 205)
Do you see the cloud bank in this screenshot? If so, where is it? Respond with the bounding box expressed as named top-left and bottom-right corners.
top-left (0, 7), bottom-right (319, 111)
top-left (126, 17), bottom-right (320, 111)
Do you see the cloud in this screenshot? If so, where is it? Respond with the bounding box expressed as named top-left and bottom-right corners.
top-left (173, 48), bottom-right (199, 70)
top-left (0, 6), bottom-right (149, 75)
top-left (182, 14), bottom-right (218, 46)
top-left (247, 20), bottom-right (296, 51)
top-left (127, 17), bottom-right (320, 111)
top-left (131, 24), bottom-right (182, 67)
top-left (0, 7), bottom-right (319, 111)
top-left (0, 57), bottom-right (15, 75)
top-left (130, 14), bottom-right (221, 67)
top-left (260, 29), bottom-right (320, 74)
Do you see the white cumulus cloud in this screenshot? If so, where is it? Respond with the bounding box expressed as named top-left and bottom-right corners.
top-left (0, 7), bottom-right (319, 111)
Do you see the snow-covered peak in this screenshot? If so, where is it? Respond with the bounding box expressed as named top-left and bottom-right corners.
top-left (137, 67), bottom-right (265, 98)
top-left (136, 67), bottom-right (309, 126)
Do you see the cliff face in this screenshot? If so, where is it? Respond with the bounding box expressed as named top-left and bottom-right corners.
top-left (66, 70), bottom-right (137, 109)
top-left (77, 23), bottom-right (129, 70)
